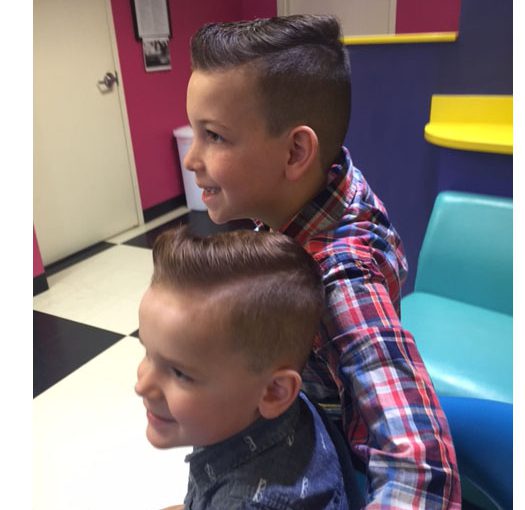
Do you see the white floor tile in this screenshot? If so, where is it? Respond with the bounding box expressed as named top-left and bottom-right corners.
top-left (33, 245), bottom-right (153, 335)
top-left (33, 337), bottom-right (191, 510)
top-left (107, 206), bottom-right (189, 245)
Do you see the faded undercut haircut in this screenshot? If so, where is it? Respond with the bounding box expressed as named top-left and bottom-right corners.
top-left (151, 226), bottom-right (325, 373)
top-left (190, 15), bottom-right (351, 170)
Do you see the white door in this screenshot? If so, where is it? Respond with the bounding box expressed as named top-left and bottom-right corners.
top-left (277, 0), bottom-right (397, 36)
top-left (34, 0), bottom-right (142, 265)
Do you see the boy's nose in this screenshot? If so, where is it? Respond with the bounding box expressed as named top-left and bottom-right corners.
top-left (135, 358), bottom-right (160, 398)
top-left (183, 140), bottom-right (202, 174)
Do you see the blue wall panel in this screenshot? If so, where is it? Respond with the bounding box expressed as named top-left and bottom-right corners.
top-left (344, 0), bottom-right (512, 293)
top-left (436, 149), bottom-right (512, 198)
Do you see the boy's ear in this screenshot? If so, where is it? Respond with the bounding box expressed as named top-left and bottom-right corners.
top-left (284, 126), bottom-right (319, 182)
top-left (258, 369), bottom-right (302, 420)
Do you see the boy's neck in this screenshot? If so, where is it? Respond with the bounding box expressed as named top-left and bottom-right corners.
top-left (266, 165), bottom-right (327, 230)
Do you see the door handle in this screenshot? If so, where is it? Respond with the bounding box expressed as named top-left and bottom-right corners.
top-left (97, 72), bottom-right (119, 91)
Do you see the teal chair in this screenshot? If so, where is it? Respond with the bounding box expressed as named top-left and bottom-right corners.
top-left (401, 191), bottom-right (512, 403)
top-left (401, 191), bottom-right (513, 509)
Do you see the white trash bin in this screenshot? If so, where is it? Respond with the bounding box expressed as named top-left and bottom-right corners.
top-left (173, 125), bottom-right (207, 211)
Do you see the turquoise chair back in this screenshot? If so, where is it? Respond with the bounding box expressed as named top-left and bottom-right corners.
top-left (415, 191), bottom-right (513, 315)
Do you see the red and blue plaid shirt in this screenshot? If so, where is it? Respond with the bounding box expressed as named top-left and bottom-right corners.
top-left (264, 148), bottom-right (461, 508)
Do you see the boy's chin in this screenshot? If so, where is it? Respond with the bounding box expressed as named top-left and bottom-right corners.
top-left (146, 427), bottom-right (186, 450)
top-left (207, 212), bottom-right (229, 225)
top-left (206, 208), bottom-right (238, 225)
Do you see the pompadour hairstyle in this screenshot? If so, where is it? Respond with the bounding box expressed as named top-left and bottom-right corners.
top-left (190, 15), bottom-right (351, 169)
top-left (151, 226), bottom-right (325, 372)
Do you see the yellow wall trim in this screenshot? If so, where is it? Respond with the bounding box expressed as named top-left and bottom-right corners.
top-left (424, 95), bottom-right (513, 155)
top-left (342, 32), bottom-right (458, 46)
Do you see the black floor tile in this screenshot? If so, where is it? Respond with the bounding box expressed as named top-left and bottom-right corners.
top-left (33, 273), bottom-right (49, 296)
top-left (33, 311), bottom-right (124, 398)
top-left (124, 211), bottom-right (255, 249)
top-left (143, 196), bottom-right (186, 223)
top-left (45, 242), bottom-right (116, 277)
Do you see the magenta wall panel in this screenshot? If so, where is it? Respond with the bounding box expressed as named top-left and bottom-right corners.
top-left (110, 0), bottom-right (276, 211)
top-left (396, 0), bottom-right (461, 34)
top-left (241, 0), bottom-right (276, 20)
top-left (34, 227), bottom-right (45, 278)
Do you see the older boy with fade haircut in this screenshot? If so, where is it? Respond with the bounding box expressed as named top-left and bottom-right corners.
top-left (184, 14), bottom-right (461, 509)
top-left (136, 227), bottom-right (364, 510)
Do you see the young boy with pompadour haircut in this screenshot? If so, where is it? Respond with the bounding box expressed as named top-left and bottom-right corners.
top-left (183, 14), bottom-right (461, 508)
top-left (136, 227), bottom-right (364, 509)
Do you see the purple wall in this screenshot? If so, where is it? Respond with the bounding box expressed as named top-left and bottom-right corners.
top-left (345, 0), bottom-right (512, 293)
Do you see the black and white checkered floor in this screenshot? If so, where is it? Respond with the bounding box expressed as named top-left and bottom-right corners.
top-left (33, 206), bottom-right (253, 510)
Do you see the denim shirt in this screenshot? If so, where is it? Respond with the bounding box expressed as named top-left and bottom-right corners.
top-left (183, 393), bottom-right (362, 509)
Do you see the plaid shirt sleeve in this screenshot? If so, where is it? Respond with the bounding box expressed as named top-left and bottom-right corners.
top-left (280, 149), bottom-right (461, 509)
top-left (313, 243), bottom-right (461, 509)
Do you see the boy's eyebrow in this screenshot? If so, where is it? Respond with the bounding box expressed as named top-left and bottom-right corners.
top-left (163, 355), bottom-right (197, 373)
top-left (138, 334), bottom-right (200, 376)
top-left (195, 118), bottom-right (231, 132)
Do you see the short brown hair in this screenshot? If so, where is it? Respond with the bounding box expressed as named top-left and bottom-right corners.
top-left (190, 15), bottom-right (351, 169)
top-left (151, 226), bottom-right (324, 372)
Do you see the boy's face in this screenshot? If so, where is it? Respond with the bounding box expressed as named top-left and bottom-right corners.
top-left (184, 68), bottom-right (290, 228)
top-left (135, 285), bottom-right (269, 449)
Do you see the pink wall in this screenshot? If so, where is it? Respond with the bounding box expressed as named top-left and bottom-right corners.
top-left (241, 0), bottom-right (277, 20)
top-left (396, 0), bottom-right (461, 33)
top-left (110, 0), bottom-right (276, 211)
top-left (34, 227), bottom-right (45, 278)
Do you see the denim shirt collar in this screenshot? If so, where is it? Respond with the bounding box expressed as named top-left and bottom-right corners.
top-left (185, 398), bottom-right (300, 490)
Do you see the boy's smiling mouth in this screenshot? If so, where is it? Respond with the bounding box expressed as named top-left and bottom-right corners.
top-left (196, 179), bottom-right (221, 197)
top-left (147, 408), bottom-right (177, 426)
top-left (202, 186), bottom-right (221, 204)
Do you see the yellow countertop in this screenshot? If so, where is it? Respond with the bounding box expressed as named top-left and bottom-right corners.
top-left (343, 32), bottom-right (458, 46)
top-left (424, 95), bottom-right (513, 155)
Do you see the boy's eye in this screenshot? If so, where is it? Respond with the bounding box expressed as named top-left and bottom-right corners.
top-left (171, 367), bottom-right (193, 383)
top-left (206, 130), bottom-right (225, 143)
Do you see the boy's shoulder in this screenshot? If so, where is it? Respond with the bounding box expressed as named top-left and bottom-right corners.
top-left (185, 395), bottom-right (350, 509)
top-left (289, 148), bottom-right (397, 258)
top-left (292, 155), bottom-right (405, 277)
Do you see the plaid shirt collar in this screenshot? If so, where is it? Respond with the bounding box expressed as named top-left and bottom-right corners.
top-left (253, 147), bottom-right (355, 242)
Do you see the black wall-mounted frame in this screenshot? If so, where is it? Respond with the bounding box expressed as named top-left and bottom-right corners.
top-left (131, 0), bottom-right (172, 41)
